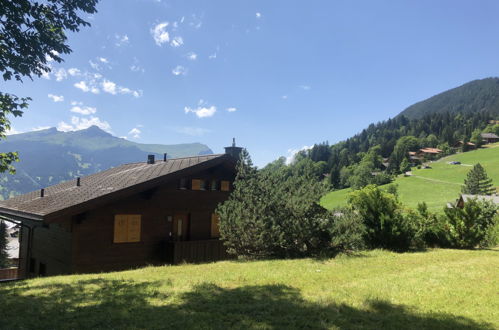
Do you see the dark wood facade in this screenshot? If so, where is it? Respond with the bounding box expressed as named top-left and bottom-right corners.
top-left (4, 155), bottom-right (237, 278)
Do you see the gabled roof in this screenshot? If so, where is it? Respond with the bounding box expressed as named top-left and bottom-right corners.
top-left (481, 132), bottom-right (499, 139)
top-left (0, 154), bottom-right (232, 220)
top-left (418, 148), bottom-right (442, 154)
top-left (460, 194), bottom-right (499, 204)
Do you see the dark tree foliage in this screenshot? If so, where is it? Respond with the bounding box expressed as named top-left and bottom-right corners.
top-left (462, 163), bottom-right (495, 196)
top-left (444, 199), bottom-right (498, 248)
top-left (217, 152), bottom-right (332, 258)
top-left (0, 221), bottom-right (8, 268)
top-left (0, 0), bottom-right (98, 173)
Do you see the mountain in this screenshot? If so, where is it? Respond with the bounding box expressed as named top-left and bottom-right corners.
top-left (398, 77), bottom-right (499, 119)
top-left (0, 126), bottom-right (213, 199)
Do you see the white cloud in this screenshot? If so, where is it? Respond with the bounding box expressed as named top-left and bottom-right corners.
top-left (174, 126), bottom-right (211, 136)
top-left (172, 65), bottom-right (187, 76)
top-left (98, 57), bottom-right (109, 64)
top-left (101, 79), bottom-right (142, 98)
top-left (5, 127), bottom-right (22, 135)
top-left (53, 68), bottom-right (67, 81)
top-left (184, 101), bottom-right (217, 118)
top-left (45, 50), bottom-right (59, 62)
top-left (226, 107), bottom-right (237, 112)
top-left (48, 94), bottom-right (64, 102)
top-left (128, 127), bottom-right (141, 138)
top-left (74, 81), bottom-right (90, 92)
top-left (57, 116), bottom-right (111, 132)
top-left (151, 22), bottom-right (170, 46)
top-left (281, 95), bottom-right (288, 100)
top-left (115, 34), bottom-right (129, 47)
top-left (102, 80), bottom-right (117, 95)
top-left (130, 65), bottom-right (145, 73)
top-left (67, 68), bottom-right (81, 76)
top-left (170, 36), bottom-right (183, 47)
top-left (286, 145), bottom-right (313, 164)
top-left (256, 12), bottom-right (262, 18)
top-left (70, 105), bottom-right (97, 115)
top-left (208, 53), bottom-right (217, 60)
top-left (186, 52), bottom-right (197, 60)
top-left (89, 60), bottom-right (100, 71)
top-left (300, 85), bottom-right (311, 90)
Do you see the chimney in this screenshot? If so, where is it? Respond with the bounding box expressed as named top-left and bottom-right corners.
top-left (224, 138), bottom-right (243, 159)
top-left (147, 154), bottom-right (155, 164)
top-left (40, 188), bottom-right (45, 197)
top-left (163, 153), bottom-right (168, 162)
top-left (76, 177), bottom-right (81, 186)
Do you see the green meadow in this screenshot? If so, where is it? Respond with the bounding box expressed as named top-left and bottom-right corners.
top-left (0, 249), bottom-right (498, 329)
top-left (321, 143), bottom-right (499, 212)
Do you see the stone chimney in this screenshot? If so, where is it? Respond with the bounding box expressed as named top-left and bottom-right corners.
top-left (224, 138), bottom-right (243, 159)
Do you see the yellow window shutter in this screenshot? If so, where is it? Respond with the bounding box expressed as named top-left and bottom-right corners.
top-left (127, 215), bottom-right (141, 242)
top-left (221, 181), bottom-right (230, 192)
top-left (192, 179), bottom-right (201, 190)
top-left (211, 213), bottom-right (220, 238)
top-left (114, 215), bottom-right (128, 243)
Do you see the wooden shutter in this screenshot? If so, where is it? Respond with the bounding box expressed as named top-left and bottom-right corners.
top-left (211, 213), bottom-right (220, 238)
top-left (192, 179), bottom-right (201, 190)
top-left (114, 215), bottom-right (141, 243)
top-left (127, 215), bottom-right (141, 242)
top-left (221, 180), bottom-right (230, 192)
top-left (114, 215), bottom-right (128, 243)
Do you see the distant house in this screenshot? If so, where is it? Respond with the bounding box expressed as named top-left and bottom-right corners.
top-left (480, 133), bottom-right (499, 144)
top-left (453, 141), bottom-right (476, 149)
top-left (408, 151), bottom-right (422, 164)
top-left (0, 142), bottom-right (242, 278)
top-left (410, 147), bottom-right (443, 161)
top-left (454, 194), bottom-right (499, 208)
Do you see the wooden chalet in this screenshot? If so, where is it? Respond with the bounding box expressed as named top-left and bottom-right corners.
top-left (0, 142), bottom-right (242, 278)
top-left (480, 133), bottom-right (499, 144)
top-left (453, 140), bottom-right (476, 149)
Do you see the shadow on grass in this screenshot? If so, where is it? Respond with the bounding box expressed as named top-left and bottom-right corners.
top-left (0, 279), bottom-right (493, 329)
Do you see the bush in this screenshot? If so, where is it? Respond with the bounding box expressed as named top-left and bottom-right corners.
top-left (348, 185), bottom-right (414, 251)
top-left (481, 215), bottom-right (499, 248)
top-left (404, 203), bottom-right (449, 249)
top-left (217, 155), bottom-right (332, 259)
top-left (329, 209), bottom-right (366, 252)
top-left (443, 198), bottom-right (498, 248)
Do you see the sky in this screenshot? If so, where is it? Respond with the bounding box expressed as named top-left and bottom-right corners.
top-left (2, 0), bottom-right (499, 167)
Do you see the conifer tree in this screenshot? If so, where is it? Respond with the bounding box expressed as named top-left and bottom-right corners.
top-left (462, 163), bottom-right (496, 195)
top-left (0, 221), bottom-right (9, 268)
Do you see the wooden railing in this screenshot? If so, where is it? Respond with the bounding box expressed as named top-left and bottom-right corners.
top-left (165, 239), bottom-right (232, 264)
top-left (0, 267), bottom-right (18, 280)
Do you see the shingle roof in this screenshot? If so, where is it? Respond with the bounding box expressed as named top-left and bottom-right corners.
top-left (0, 154), bottom-right (228, 219)
top-left (461, 194), bottom-right (499, 204)
top-left (481, 132), bottom-right (499, 139)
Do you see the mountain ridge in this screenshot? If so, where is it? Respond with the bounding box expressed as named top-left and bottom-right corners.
top-left (0, 126), bottom-right (213, 198)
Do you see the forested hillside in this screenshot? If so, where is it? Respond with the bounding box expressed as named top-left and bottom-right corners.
top-left (399, 77), bottom-right (499, 119)
top-left (0, 126), bottom-right (212, 199)
top-left (290, 78), bottom-right (499, 191)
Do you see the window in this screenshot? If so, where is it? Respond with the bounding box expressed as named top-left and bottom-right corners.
top-left (221, 180), bottom-right (231, 192)
top-left (211, 213), bottom-right (220, 238)
top-left (192, 179), bottom-right (206, 190)
top-left (179, 178), bottom-right (188, 190)
top-left (114, 215), bottom-right (141, 243)
top-left (210, 179), bottom-right (219, 191)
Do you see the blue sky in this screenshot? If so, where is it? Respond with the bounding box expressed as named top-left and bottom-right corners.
top-left (2, 0), bottom-right (499, 167)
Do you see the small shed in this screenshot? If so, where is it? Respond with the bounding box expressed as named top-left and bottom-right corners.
top-left (455, 194), bottom-right (499, 208)
top-left (480, 133), bottom-right (499, 144)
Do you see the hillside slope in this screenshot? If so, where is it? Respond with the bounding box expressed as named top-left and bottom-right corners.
top-left (321, 143), bottom-right (499, 212)
top-left (0, 249), bottom-right (497, 329)
top-left (0, 126), bottom-right (212, 198)
top-left (398, 77), bottom-right (499, 119)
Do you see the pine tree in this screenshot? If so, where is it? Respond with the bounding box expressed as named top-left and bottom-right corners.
top-left (462, 163), bottom-right (496, 195)
top-left (0, 221), bottom-right (9, 268)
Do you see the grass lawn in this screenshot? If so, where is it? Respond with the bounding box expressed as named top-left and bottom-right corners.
top-left (321, 143), bottom-right (499, 212)
top-left (0, 249), bottom-right (498, 329)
